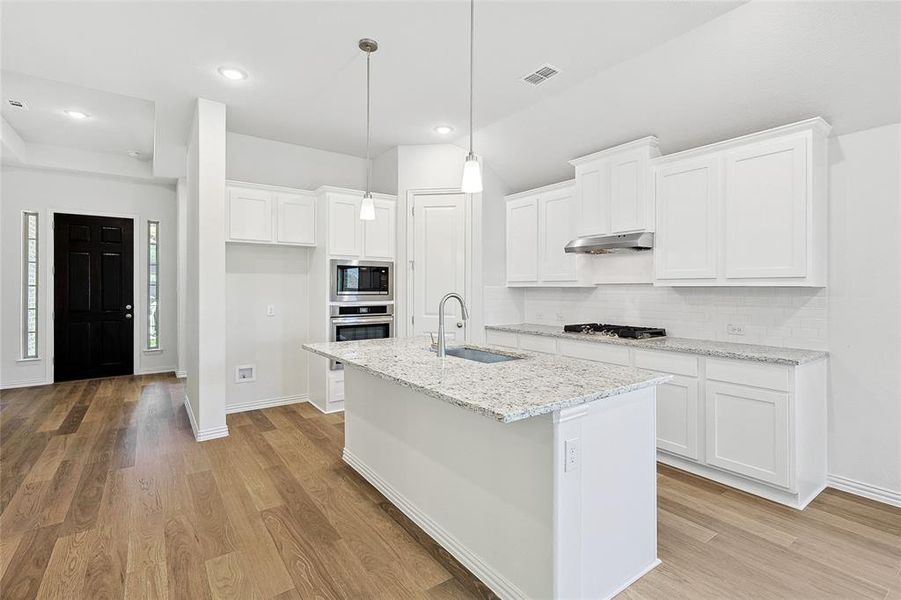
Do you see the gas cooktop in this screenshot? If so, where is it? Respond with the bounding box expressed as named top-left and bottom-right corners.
top-left (563, 323), bottom-right (666, 339)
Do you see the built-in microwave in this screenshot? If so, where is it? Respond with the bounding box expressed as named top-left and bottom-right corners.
top-left (329, 304), bottom-right (394, 369)
top-left (330, 259), bottom-right (393, 303)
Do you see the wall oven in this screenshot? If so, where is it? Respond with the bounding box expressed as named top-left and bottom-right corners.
top-left (330, 259), bottom-right (393, 303)
top-left (329, 304), bottom-right (394, 369)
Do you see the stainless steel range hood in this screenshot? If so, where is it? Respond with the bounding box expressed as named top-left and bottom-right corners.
top-left (564, 231), bottom-right (654, 254)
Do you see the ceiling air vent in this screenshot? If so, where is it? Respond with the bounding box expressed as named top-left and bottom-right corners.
top-left (522, 64), bottom-right (559, 86)
top-left (7, 99), bottom-right (28, 110)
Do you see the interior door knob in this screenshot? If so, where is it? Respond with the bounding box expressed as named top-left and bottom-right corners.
top-left (125, 304), bottom-right (132, 310)
top-left (456, 321), bottom-right (464, 328)
top-left (125, 314), bottom-right (132, 319)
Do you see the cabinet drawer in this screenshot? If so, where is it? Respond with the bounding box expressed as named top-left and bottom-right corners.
top-left (634, 349), bottom-right (698, 376)
top-left (558, 339), bottom-right (631, 366)
top-left (485, 330), bottom-right (519, 349)
top-left (707, 358), bottom-right (790, 392)
top-left (519, 334), bottom-right (558, 354)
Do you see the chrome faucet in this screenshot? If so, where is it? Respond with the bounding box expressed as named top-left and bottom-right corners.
top-left (436, 292), bottom-right (469, 357)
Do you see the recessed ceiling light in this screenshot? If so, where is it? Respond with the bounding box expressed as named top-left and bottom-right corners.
top-left (64, 110), bottom-right (89, 120)
top-left (434, 125), bottom-right (453, 135)
top-left (218, 66), bottom-right (248, 81)
top-left (128, 150), bottom-right (141, 158)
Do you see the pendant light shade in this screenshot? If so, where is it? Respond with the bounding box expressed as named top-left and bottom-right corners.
top-left (461, 0), bottom-right (482, 194)
top-left (359, 38), bottom-right (378, 221)
top-left (461, 152), bottom-right (483, 193)
top-left (360, 192), bottom-right (376, 220)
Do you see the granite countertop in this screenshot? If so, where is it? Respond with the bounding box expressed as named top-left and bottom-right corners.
top-left (302, 337), bottom-right (670, 423)
top-left (486, 323), bottom-right (828, 366)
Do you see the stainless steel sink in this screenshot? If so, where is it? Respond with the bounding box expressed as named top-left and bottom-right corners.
top-left (443, 347), bottom-right (522, 363)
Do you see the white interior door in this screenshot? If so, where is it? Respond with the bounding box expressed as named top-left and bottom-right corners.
top-left (412, 193), bottom-right (466, 343)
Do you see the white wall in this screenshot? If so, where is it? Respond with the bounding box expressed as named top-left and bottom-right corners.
top-left (0, 167), bottom-right (178, 388)
top-left (226, 131), bottom-right (368, 190)
top-left (827, 122), bottom-right (900, 495)
top-left (372, 147), bottom-right (398, 195)
top-left (184, 98), bottom-right (227, 438)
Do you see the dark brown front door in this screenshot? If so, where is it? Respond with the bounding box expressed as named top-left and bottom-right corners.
top-left (54, 213), bottom-right (134, 381)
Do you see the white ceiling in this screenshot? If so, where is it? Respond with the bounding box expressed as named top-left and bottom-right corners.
top-left (1, 71), bottom-right (155, 160)
top-left (0, 0), bottom-right (742, 178)
top-left (0, 1), bottom-right (897, 189)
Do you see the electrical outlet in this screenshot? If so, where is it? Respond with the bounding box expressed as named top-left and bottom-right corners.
top-left (564, 438), bottom-right (580, 472)
top-left (266, 304), bottom-right (275, 317)
top-left (726, 324), bottom-right (745, 335)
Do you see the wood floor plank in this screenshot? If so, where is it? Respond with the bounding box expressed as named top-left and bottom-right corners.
top-left (3, 376), bottom-right (900, 600)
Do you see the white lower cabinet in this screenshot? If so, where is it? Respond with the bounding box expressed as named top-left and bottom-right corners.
top-left (483, 328), bottom-right (826, 508)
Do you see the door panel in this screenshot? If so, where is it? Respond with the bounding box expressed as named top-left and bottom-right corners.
top-left (275, 192), bottom-right (316, 245)
top-left (328, 194), bottom-right (362, 256)
top-left (363, 199), bottom-right (395, 260)
top-left (610, 152), bottom-right (642, 233)
top-left (227, 187), bottom-right (272, 242)
top-left (54, 213), bottom-right (134, 381)
top-left (506, 196), bottom-right (539, 282)
top-left (538, 187), bottom-right (577, 281)
top-left (412, 193), bottom-right (466, 342)
top-left (705, 381), bottom-right (790, 487)
top-left (654, 157), bottom-right (719, 280)
top-left (724, 136), bottom-right (807, 278)
top-left (655, 375), bottom-right (700, 460)
top-left (575, 160), bottom-right (610, 237)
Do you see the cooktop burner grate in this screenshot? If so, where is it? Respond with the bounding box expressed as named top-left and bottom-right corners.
top-left (563, 323), bottom-right (667, 339)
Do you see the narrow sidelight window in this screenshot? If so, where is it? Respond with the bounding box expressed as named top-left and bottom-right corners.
top-left (147, 220), bottom-right (160, 350)
top-left (22, 212), bottom-right (39, 359)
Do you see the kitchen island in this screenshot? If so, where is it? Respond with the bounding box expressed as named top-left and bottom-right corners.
top-left (303, 337), bottom-right (671, 600)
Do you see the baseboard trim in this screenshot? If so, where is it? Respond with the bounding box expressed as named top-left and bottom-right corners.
top-left (135, 367), bottom-right (177, 376)
top-left (226, 394), bottom-right (308, 414)
top-left (183, 393), bottom-right (229, 442)
top-left (603, 559), bottom-right (661, 600)
top-left (308, 399), bottom-right (345, 415)
top-left (828, 475), bottom-right (901, 508)
top-left (343, 448), bottom-right (528, 600)
top-left (0, 378), bottom-right (52, 390)
top-left (175, 370), bottom-right (187, 378)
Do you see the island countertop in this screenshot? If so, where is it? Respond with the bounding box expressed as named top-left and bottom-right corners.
top-left (303, 337), bottom-right (670, 423)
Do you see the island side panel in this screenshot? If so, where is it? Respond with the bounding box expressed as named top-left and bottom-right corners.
top-left (552, 388), bottom-right (659, 599)
top-left (342, 368), bottom-right (555, 600)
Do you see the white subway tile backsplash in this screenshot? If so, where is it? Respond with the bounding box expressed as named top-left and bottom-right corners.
top-left (522, 285), bottom-right (828, 350)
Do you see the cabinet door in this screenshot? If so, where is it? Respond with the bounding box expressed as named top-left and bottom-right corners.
top-left (328, 194), bottom-right (362, 257)
top-left (574, 159), bottom-right (610, 237)
top-left (227, 187), bottom-right (272, 242)
top-left (656, 374), bottom-right (700, 460)
top-left (654, 157), bottom-right (719, 280)
top-left (723, 136), bottom-right (807, 279)
top-left (538, 187), bottom-right (578, 281)
top-left (610, 149), bottom-right (645, 233)
top-left (705, 381), bottom-right (790, 487)
top-left (362, 199), bottom-right (395, 260)
top-left (506, 196), bottom-right (539, 283)
top-left (275, 192), bottom-right (316, 245)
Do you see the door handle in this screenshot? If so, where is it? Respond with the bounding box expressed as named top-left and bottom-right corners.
top-left (125, 314), bottom-right (132, 319)
top-left (125, 304), bottom-right (132, 310)
top-left (456, 321), bottom-right (464, 328)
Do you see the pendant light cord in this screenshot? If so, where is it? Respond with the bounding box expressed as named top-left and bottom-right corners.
top-left (469, 0), bottom-right (474, 155)
top-left (366, 49), bottom-right (372, 195)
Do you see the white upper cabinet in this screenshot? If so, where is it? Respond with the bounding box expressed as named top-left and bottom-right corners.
top-left (538, 185), bottom-right (578, 282)
top-left (723, 136), bottom-right (807, 279)
top-left (654, 156), bottom-right (719, 281)
top-left (227, 186), bottom-right (273, 242)
top-left (362, 199), bottom-right (396, 260)
top-left (653, 118), bottom-right (829, 287)
top-left (506, 194), bottom-right (540, 283)
top-left (570, 137), bottom-right (660, 237)
top-left (227, 183), bottom-right (316, 246)
top-left (328, 194), bottom-right (363, 257)
top-left (325, 191), bottom-right (395, 260)
top-left (275, 192), bottom-right (316, 245)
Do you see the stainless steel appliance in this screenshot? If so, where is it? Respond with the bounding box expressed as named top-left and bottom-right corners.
top-left (563, 323), bottom-right (666, 339)
top-left (329, 304), bottom-right (394, 369)
top-left (564, 232), bottom-right (654, 254)
top-left (330, 259), bottom-right (394, 303)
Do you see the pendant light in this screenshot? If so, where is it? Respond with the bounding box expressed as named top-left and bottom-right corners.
top-left (460, 0), bottom-right (483, 194)
top-left (359, 38), bottom-right (378, 220)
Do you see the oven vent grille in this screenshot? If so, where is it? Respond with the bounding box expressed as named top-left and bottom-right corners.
top-left (522, 65), bottom-right (559, 86)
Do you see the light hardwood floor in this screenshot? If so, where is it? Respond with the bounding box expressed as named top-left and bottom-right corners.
top-left (0, 374), bottom-right (898, 599)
